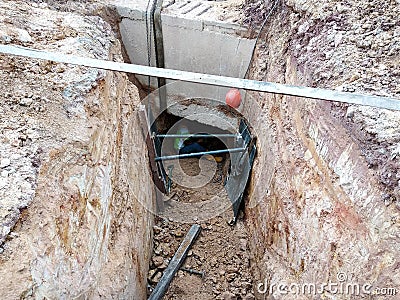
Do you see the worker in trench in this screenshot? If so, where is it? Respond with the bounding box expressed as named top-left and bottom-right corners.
top-left (173, 125), bottom-right (206, 156)
top-left (171, 88), bottom-right (241, 159)
top-left (173, 125), bottom-right (223, 162)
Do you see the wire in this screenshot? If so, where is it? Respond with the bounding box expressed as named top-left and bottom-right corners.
top-left (244, 0), bottom-right (280, 79)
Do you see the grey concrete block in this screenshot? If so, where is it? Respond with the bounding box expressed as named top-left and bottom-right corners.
top-left (117, 2), bottom-right (255, 98)
top-left (117, 6), bottom-right (145, 20)
top-left (161, 14), bottom-right (203, 31)
top-left (120, 18), bottom-right (158, 87)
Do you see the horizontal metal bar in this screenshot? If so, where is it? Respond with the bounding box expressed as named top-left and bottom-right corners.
top-left (0, 44), bottom-right (399, 111)
top-left (156, 134), bottom-right (240, 138)
top-left (155, 147), bottom-right (245, 161)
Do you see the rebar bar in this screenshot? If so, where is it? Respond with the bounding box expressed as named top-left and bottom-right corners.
top-left (155, 147), bottom-right (246, 161)
top-left (156, 134), bottom-right (240, 138)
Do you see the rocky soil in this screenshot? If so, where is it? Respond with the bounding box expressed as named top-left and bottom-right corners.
top-left (288, 0), bottom-right (400, 204)
top-left (0, 1), bottom-right (154, 299)
top-left (148, 158), bottom-right (255, 300)
top-left (241, 0), bottom-right (400, 299)
top-left (243, 0), bottom-right (278, 27)
top-left (247, 0), bottom-right (400, 203)
top-left (0, 0), bottom-right (115, 245)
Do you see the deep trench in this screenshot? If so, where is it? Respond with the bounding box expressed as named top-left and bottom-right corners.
top-left (87, 2), bottom-right (400, 299)
top-left (113, 11), bottom-right (261, 295)
top-left (1, 1), bottom-right (398, 299)
top-left (118, 42), bottom-right (256, 300)
top-left (141, 98), bottom-right (257, 299)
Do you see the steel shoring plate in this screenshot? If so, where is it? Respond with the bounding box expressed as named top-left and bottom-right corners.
top-left (225, 120), bottom-right (256, 223)
top-left (225, 151), bottom-right (251, 222)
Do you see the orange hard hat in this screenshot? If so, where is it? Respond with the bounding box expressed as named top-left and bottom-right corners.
top-left (225, 88), bottom-right (241, 108)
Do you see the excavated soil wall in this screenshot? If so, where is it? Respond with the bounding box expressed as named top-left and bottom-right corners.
top-left (1, 1), bottom-right (399, 299)
top-left (240, 1), bottom-right (400, 299)
top-left (0, 2), bottom-right (154, 298)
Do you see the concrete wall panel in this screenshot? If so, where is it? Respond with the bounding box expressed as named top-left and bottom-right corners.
top-left (117, 5), bottom-right (255, 101)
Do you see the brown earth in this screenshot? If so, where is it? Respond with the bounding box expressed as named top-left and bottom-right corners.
top-left (0, 0), bottom-right (399, 299)
top-left (240, 0), bottom-right (400, 299)
top-left (148, 157), bottom-right (255, 300)
top-left (0, 1), bottom-right (154, 298)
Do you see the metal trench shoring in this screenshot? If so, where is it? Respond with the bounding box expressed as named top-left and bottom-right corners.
top-left (152, 118), bottom-right (256, 222)
top-left (225, 119), bottom-right (257, 223)
top-left (154, 132), bottom-right (244, 162)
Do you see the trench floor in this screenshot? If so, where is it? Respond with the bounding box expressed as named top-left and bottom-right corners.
top-left (148, 158), bottom-right (255, 300)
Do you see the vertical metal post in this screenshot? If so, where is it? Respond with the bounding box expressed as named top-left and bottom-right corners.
top-left (153, 0), bottom-right (167, 112)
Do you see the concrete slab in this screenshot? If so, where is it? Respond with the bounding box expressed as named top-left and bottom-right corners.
top-left (167, 99), bottom-right (239, 131)
top-left (119, 17), bottom-right (158, 87)
top-left (161, 0), bottom-right (244, 25)
top-left (113, 0), bottom-right (255, 119)
top-left (161, 14), bottom-right (203, 30)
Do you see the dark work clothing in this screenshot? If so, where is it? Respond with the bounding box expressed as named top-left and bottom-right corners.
top-left (179, 142), bottom-right (206, 155)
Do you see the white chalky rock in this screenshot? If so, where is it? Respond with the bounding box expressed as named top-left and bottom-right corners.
top-left (0, 158), bottom-right (11, 168)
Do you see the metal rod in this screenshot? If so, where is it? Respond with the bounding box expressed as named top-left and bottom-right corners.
top-left (156, 134), bottom-right (240, 138)
top-left (180, 267), bottom-right (205, 278)
top-left (153, 0), bottom-right (167, 111)
top-left (148, 224), bottom-right (201, 300)
top-left (166, 165), bottom-right (174, 194)
top-left (155, 147), bottom-right (246, 161)
top-left (0, 45), bottom-right (399, 111)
